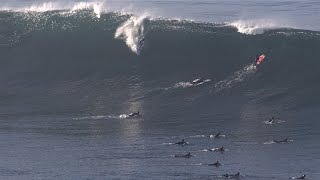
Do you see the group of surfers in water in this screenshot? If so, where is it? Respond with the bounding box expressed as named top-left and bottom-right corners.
top-left (172, 135), bottom-right (302, 179)
top-left (124, 53), bottom-right (304, 179)
top-left (171, 120), bottom-right (301, 179)
top-left (124, 113), bottom-right (298, 178)
top-left (173, 137), bottom-right (239, 178)
top-left (189, 53), bottom-right (266, 86)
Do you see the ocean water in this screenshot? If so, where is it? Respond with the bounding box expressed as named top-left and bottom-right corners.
top-left (0, 0), bottom-right (320, 179)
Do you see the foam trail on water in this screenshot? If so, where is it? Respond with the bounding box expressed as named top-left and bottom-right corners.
top-left (73, 115), bottom-right (114, 120)
top-left (164, 79), bottom-right (211, 91)
top-left (211, 64), bottom-right (257, 94)
top-left (73, 113), bottom-right (131, 120)
top-left (115, 15), bottom-right (148, 54)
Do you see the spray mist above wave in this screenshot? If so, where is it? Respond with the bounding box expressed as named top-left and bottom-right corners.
top-left (230, 19), bottom-right (292, 35)
top-left (0, 1), bottom-right (106, 18)
top-left (115, 15), bottom-right (148, 54)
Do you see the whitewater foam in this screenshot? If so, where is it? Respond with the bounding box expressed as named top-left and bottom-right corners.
top-left (230, 19), bottom-right (291, 35)
top-left (0, 1), bottom-right (106, 18)
top-left (115, 14), bottom-right (148, 54)
top-left (73, 115), bottom-right (112, 120)
top-left (211, 64), bottom-right (257, 94)
top-left (263, 119), bottom-right (285, 125)
top-left (19, 2), bottom-right (61, 12)
top-left (70, 2), bottom-right (105, 18)
top-left (73, 114), bottom-right (131, 120)
top-left (163, 79), bottom-right (211, 91)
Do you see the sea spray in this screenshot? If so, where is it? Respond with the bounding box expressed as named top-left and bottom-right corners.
top-left (115, 15), bottom-right (148, 54)
top-left (230, 19), bottom-right (290, 35)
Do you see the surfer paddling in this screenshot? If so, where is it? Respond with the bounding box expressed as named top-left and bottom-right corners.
top-left (128, 111), bottom-right (140, 117)
top-left (208, 161), bottom-right (221, 167)
top-left (174, 152), bottom-right (192, 158)
top-left (191, 78), bottom-right (205, 85)
top-left (290, 174), bottom-right (306, 179)
top-left (175, 139), bottom-right (188, 145)
top-left (223, 172), bottom-right (240, 178)
top-left (273, 138), bottom-right (289, 143)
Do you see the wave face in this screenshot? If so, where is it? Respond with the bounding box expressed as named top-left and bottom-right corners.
top-left (2, 0), bottom-right (320, 31)
top-left (0, 10), bottom-right (320, 118)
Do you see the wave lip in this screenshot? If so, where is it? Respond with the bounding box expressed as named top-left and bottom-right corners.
top-left (18, 2), bottom-right (60, 12)
top-left (70, 2), bottom-right (105, 18)
top-left (0, 1), bottom-right (106, 18)
top-left (230, 19), bottom-right (291, 35)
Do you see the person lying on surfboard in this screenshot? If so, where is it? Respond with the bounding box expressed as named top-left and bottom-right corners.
top-left (191, 77), bottom-right (205, 85)
top-left (128, 111), bottom-right (140, 117)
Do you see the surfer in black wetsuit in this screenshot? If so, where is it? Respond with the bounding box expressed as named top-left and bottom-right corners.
top-left (297, 175), bottom-right (306, 179)
top-left (175, 152), bottom-right (192, 158)
top-left (137, 37), bottom-right (145, 54)
top-left (208, 161), bottom-right (221, 167)
top-left (128, 111), bottom-right (140, 117)
top-left (139, 38), bottom-right (144, 48)
top-left (268, 117), bottom-right (275, 123)
top-left (208, 146), bottom-right (224, 152)
top-left (175, 139), bottom-right (188, 145)
top-left (214, 132), bottom-right (221, 138)
top-left (208, 132), bottom-right (222, 138)
top-left (274, 138), bottom-right (289, 143)
top-left (139, 38), bottom-right (145, 46)
top-left (290, 174), bottom-right (306, 179)
top-left (223, 172), bottom-right (240, 178)
top-left (216, 146), bottom-right (224, 152)
top-left (191, 77), bottom-right (204, 85)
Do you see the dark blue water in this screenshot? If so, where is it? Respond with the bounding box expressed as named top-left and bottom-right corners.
top-left (0, 1), bottom-right (320, 179)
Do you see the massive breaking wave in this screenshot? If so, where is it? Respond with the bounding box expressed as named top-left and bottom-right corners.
top-left (0, 6), bottom-right (320, 117)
